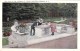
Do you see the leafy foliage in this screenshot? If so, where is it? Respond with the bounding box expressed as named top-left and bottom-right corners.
top-left (3, 3), bottom-right (77, 21)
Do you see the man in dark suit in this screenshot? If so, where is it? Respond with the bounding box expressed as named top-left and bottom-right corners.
top-left (30, 21), bottom-right (38, 36)
top-left (30, 17), bottom-right (44, 36)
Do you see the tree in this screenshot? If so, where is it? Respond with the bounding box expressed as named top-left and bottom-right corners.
top-left (3, 3), bottom-right (77, 22)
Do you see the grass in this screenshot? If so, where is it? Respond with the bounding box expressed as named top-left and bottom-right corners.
top-left (44, 17), bottom-right (61, 22)
top-left (2, 37), bottom-right (9, 46)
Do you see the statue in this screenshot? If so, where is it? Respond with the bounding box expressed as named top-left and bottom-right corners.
top-left (8, 20), bottom-right (29, 48)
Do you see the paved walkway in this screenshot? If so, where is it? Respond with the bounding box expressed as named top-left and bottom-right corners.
top-left (26, 34), bottom-right (77, 49)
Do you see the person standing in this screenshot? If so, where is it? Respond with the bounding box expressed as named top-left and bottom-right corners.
top-left (30, 21), bottom-right (38, 36)
top-left (50, 21), bottom-right (56, 35)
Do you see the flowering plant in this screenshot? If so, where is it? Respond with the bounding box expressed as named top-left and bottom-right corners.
top-left (19, 23), bottom-right (26, 27)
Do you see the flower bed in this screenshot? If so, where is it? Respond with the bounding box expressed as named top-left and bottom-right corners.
top-left (3, 27), bottom-right (11, 37)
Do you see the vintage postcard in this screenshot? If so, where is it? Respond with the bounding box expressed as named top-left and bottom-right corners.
top-left (0, 0), bottom-right (79, 51)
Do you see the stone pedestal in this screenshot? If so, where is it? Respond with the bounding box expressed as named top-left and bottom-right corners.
top-left (56, 24), bottom-right (75, 34)
top-left (66, 25), bottom-right (75, 34)
top-left (35, 25), bottom-right (51, 37)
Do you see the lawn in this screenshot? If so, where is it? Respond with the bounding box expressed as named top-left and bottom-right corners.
top-left (2, 37), bottom-right (9, 46)
top-left (44, 17), bottom-right (61, 22)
